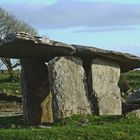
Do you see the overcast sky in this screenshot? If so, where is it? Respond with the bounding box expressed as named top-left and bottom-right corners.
top-left (0, 0), bottom-right (140, 56)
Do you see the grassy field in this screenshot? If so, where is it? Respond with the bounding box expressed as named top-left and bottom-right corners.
top-left (122, 70), bottom-right (140, 90)
top-left (0, 70), bottom-right (140, 140)
top-left (118, 70), bottom-right (140, 94)
top-left (0, 115), bottom-right (140, 140)
top-left (0, 70), bottom-right (21, 95)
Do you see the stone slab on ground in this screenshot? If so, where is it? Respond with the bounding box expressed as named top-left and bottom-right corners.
top-left (48, 56), bottom-right (91, 120)
top-left (90, 58), bottom-right (122, 115)
top-left (21, 58), bottom-right (53, 125)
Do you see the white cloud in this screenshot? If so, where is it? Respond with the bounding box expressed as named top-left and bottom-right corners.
top-left (1, 0), bottom-right (140, 31)
top-left (76, 0), bottom-right (140, 4)
top-left (117, 45), bottom-right (140, 56)
top-left (0, 0), bottom-right (57, 5)
top-left (74, 26), bottom-right (137, 33)
top-left (2, 0), bottom-right (140, 32)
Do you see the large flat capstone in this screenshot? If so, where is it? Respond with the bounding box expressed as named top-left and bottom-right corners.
top-left (0, 32), bottom-right (76, 60)
top-left (74, 45), bottom-right (140, 72)
top-left (21, 58), bottom-right (53, 125)
top-left (48, 56), bottom-right (91, 120)
top-left (0, 32), bottom-right (140, 72)
top-left (90, 58), bottom-right (122, 115)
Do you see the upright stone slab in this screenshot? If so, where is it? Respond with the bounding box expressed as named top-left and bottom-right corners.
top-left (48, 56), bottom-right (91, 120)
top-left (90, 58), bottom-right (122, 115)
top-left (21, 59), bottom-right (53, 125)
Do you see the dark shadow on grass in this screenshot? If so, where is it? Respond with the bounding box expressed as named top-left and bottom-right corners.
top-left (0, 93), bottom-right (22, 102)
top-left (0, 78), bottom-right (20, 83)
top-left (0, 79), bottom-right (11, 83)
top-left (0, 114), bottom-right (139, 130)
top-left (0, 115), bottom-right (24, 128)
top-left (128, 75), bottom-right (140, 79)
top-left (0, 115), bottom-right (124, 129)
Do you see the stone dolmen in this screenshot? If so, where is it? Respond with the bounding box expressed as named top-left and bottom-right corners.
top-left (0, 32), bottom-right (140, 124)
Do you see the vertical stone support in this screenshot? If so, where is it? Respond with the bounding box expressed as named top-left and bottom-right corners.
top-left (21, 58), bottom-right (53, 125)
top-left (90, 58), bottom-right (122, 115)
top-left (48, 56), bottom-right (91, 120)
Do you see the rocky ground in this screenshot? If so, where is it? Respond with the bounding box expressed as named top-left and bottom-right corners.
top-left (0, 101), bottom-right (23, 117)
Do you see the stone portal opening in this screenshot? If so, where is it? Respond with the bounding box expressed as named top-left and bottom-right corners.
top-left (0, 32), bottom-right (140, 125)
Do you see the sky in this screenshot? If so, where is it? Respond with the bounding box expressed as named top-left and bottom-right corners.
top-left (0, 0), bottom-right (140, 56)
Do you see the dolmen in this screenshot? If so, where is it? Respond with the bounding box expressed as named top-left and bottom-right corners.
top-left (0, 32), bottom-right (140, 125)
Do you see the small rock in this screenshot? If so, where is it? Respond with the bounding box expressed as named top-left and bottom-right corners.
top-left (126, 109), bottom-right (140, 119)
top-left (90, 58), bottom-right (122, 115)
top-left (127, 89), bottom-right (140, 104)
top-left (48, 56), bottom-right (92, 120)
top-left (36, 125), bottom-right (52, 129)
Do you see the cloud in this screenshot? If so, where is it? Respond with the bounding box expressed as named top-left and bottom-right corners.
top-left (74, 26), bottom-right (137, 33)
top-left (1, 0), bottom-right (140, 30)
top-left (0, 0), bottom-right (57, 4)
top-left (117, 45), bottom-right (140, 56)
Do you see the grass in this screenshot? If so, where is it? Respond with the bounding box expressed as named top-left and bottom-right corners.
top-left (0, 115), bottom-right (140, 140)
top-left (122, 70), bottom-right (140, 90)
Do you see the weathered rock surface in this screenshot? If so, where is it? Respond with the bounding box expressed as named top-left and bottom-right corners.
top-left (0, 102), bottom-right (22, 117)
top-left (122, 89), bottom-right (140, 113)
top-left (21, 58), bottom-right (53, 125)
top-left (48, 56), bottom-right (91, 120)
top-left (126, 109), bottom-right (140, 119)
top-left (89, 58), bottom-right (122, 115)
top-left (74, 45), bottom-right (140, 72)
top-left (127, 89), bottom-right (140, 105)
top-left (0, 32), bottom-right (76, 60)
